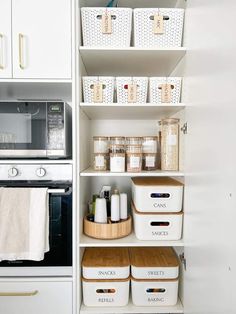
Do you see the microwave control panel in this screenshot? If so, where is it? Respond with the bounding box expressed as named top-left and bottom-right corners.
top-left (47, 102), bottom-right (64, 150)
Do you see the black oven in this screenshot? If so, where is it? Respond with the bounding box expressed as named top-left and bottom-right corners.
top-left (0, 164), bottom-right (73, 277)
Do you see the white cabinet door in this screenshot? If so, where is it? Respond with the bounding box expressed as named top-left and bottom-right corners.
top-left (184, 0), bottom-right (236, 313)
top-left (12, 0), bottom-right (71, 79)
top-left (0, 280), bottom-right (72, 314)
top-left (0, 0), bottom-right (12, 78)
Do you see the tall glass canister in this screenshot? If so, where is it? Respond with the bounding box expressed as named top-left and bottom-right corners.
top-left (159, 118), bottom-right (179, 171)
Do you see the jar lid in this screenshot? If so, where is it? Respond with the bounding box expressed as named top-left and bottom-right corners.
top-left (110, 136), bottom-right (125, 140)
top-left (110, 144), bottom-right (125, 148)
top-left (126, 136), bottom-right (143, 139)
top-left (93, 136), bottom-right (109, 140)
top-left (142, 136), bottom-right (158, 140)
top-left (159, 118), bottom-right (180, 124)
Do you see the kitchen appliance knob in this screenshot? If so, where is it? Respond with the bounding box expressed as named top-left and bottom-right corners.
top-left (36, 167), bottom-right (46, 177)
top-left (8, 167), bottom-right (18, 177)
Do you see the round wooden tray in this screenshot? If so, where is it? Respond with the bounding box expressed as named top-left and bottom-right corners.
top-left (83, 216), bottom-right (132, 240)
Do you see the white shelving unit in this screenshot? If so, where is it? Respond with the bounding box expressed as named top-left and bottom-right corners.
top-left (80, 103), bottom-right (186, 120)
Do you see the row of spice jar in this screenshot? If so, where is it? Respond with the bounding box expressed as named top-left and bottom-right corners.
top-left (93, 118), bottom-right (180, 171)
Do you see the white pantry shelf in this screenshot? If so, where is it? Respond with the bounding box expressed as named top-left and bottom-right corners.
top-left (79, 47), bottom-right (186, 76)
top-left (80, 167), bottom-right (184, 177)
top-left (80, 103), bottom-right (185, 120)
top-left (80, 298), bottom-right (184, 314)
top-left (79, 233), bottom-right (184, 247)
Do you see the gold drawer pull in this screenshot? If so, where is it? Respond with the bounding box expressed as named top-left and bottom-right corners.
top-left (0, 33), bottom-right (4, 70)
top-left (19, 33), bottom-right (25, 69)
top-left (0, 290), bottom-right (38, 297)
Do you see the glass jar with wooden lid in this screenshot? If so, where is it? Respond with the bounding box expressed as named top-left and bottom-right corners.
top-left (93, 136), bottom-right (109, 153)
top-left (126, 145), bottom-right (142, 172)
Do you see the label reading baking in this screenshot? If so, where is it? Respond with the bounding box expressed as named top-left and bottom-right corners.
top-left (128, 83), bottom-right (137, 103)
top-left (152, 231), bottom-right (168, 236)
top-left (93, 83), bottom-right (103, 103)
top-left (102, 12), bottom-right (112, 34)
top-left (148, 297), bottom-right (164, 302)
top-left (95, 155), bottom-right (105, 167)
top-left (161, 83), bottom-right (172, 103)
top-left (153, 14), bottom-right (164, 34)
top-left (130, 156), bottom-right (140, 168)
top-left (167, 134), bottom-right (177, 146)
top-left (145, 156), bottom-right (155, 167)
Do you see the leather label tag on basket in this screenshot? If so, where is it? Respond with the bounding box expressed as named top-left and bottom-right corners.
top-left (93, 83), bottom-right (103, 103)
top-left (102, 12), bottom-right (112, 34)
top-left (161, 83), bottom-right (172, 103)
top-left (128, 83), bottom-right (137, 103)
top-left (153, 14), bottom-right (164, 34)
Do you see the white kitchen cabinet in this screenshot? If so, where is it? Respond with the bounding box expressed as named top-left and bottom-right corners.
top-left (12, 0), bottom-right (72, 79)
top-left (0, 0), bottom-right (12, 78)
top-left (0, 279), bottom-right (73, 314)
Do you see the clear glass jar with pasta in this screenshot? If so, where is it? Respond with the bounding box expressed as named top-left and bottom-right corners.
top-left (159, 118), bottom-right (179, 171)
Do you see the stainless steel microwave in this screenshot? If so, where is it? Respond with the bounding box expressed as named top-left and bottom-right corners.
top-left (0, 101), bottom-right (72, 158)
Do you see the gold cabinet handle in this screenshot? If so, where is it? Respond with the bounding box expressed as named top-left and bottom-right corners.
top-left (19, 33), bottom-right (25, 69)
top-left (0, 290), bottom-right (38, 297)
top-left (0, 34), bottom-right (4, 70)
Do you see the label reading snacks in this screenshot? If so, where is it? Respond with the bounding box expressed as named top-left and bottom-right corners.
top-left (161, 83), bottom-right (172, 103)
top-left (102, 12), bottom-right (112, 34)
top-left (128, 83), bottom-right (137, 103)
top-left (93, 83), bottom-right (103, 103)
top-left (153, 14), bottom-right (164, 34)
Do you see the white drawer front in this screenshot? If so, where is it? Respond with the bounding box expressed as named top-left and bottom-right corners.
top-left (0, 280), bottom-right (72, 314)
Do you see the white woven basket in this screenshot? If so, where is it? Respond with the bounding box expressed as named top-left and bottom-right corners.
top-left (149, 77), bottom-right (182, 103)
top-left (116, 77), bottom-right (148, 103)
top-left (83, 76), bottom-right (115, 103)
top-left (81, 7), bottom-right (132, 47)
top-left (134, 8), bottom-right (184, 47)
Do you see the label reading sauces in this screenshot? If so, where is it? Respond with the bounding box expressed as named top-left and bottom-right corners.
top-left (128, 83), bottom-right (137, 103)
top-left (102, 12), bottom-right (112, 34)
top-left (153, 14), bottom-right (164, 34)
top-left (93, 83), bottom-right (103, 103)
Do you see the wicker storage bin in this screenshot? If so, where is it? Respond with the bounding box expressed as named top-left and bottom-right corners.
top-left (116, 77), bottom-right (148, 103)
top-left (81, 8), bottom-right (132, 47)
top-left (149, 77), bottom-right (182, 103)
top-left (134, 8), bottom-right (184, 48)
top-left (83, 76), bottom-right (115, 103)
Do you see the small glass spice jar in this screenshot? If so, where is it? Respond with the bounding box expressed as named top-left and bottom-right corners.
top-left (126, 145), bottom-right (142, 172)
top-left (159, 118), bottom-right (179, 171)
top-left (142, 136), bottom-right (158, 153)
top-left (93, 136), bottom-right (109, 153)
top-left (126, 137), bottom-right (143, 146)
top-left (110, 145), bottom-right (126, 172)
top-left (93, 153), bottom-right (108, 171)
top-left (110, 136), bottom-right (125, 145)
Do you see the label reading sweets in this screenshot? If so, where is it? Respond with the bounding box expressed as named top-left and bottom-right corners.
top-left (153, 14), bottom-right (164, 34)
top-left (93, 83), bottom-right (103, 103)
top-left (161, 83), bottom-right (172, 103)
top-left (102, 12), bottom-right (112, 34)
top-left (128, 83), bottom-right (137, 103)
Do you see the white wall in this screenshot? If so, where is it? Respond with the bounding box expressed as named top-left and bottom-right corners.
top-left (184, 1), bottom-right (236, 313)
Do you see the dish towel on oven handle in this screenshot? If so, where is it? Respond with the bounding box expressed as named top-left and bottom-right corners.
top-left (0, 187), bottom-right (49, 261)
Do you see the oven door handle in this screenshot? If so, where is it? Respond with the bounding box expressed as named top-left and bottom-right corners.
top-left (47, 189), bottom-right (67, 194)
